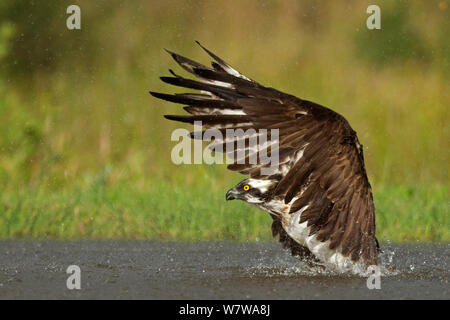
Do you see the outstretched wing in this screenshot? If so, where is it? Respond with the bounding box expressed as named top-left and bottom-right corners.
top-left (151, 42), bottom-right (377, 266)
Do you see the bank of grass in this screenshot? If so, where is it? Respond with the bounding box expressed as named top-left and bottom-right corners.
top-left (0, 1), bottom-right (448, 242)
top-left (0, 170), bottom-right (448, 242)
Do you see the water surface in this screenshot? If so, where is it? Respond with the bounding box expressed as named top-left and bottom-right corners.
top-left (0, 241), bottom-right (448, 299)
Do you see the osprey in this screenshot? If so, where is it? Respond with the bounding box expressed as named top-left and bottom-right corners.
top-left (151, 42), bottom-right (379, 272)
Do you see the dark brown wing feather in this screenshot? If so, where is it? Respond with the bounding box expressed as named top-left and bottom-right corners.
top-left (151, 43), bottom-right (378, 266)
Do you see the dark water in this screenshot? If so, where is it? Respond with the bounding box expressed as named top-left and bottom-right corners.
top-left (0, 241), bottom-right (448, 299)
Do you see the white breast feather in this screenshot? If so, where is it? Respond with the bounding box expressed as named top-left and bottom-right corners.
top-left (283, 205), bottom-right (365, 273)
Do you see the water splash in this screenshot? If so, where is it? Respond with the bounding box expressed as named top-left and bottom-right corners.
top-left (245, 246), bottom-right (403, 277)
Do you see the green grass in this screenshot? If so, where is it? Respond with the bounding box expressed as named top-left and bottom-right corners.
top-left (0, 1), bottom-right (448, 241)
top-left (0, 169), bottom-right (448, 242)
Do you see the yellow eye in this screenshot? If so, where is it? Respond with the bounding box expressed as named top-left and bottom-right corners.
top-left (243, 185), bottom-right (250, 191)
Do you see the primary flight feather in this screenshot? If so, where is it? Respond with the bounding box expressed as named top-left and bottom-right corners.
top-left (150, 42), bottom-right (379, 271)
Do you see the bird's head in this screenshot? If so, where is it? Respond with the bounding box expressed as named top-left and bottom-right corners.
top-left (226, 178), bottom-right (276, 204)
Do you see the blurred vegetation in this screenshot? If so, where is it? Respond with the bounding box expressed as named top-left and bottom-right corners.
top-left (0, 0), bottom-right (448, 240)
top-left (1, 175), bottom-right (448, 241)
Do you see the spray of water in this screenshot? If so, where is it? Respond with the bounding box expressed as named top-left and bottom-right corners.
top-left (245, 245), bottom-right (402, 278)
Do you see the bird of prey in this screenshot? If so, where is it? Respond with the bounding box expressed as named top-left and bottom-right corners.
top-left (150, 42), bottom-right (379, 272)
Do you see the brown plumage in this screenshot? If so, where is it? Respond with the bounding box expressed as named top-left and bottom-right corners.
top-left (151, 42), bottom-right (379, 268)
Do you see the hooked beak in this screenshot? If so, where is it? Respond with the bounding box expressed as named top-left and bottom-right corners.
top-left (226, 188), bottom-right (240, 201)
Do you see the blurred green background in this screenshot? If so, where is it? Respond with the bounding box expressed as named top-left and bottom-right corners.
top-left (0, 0), bottom-right (448, 241)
